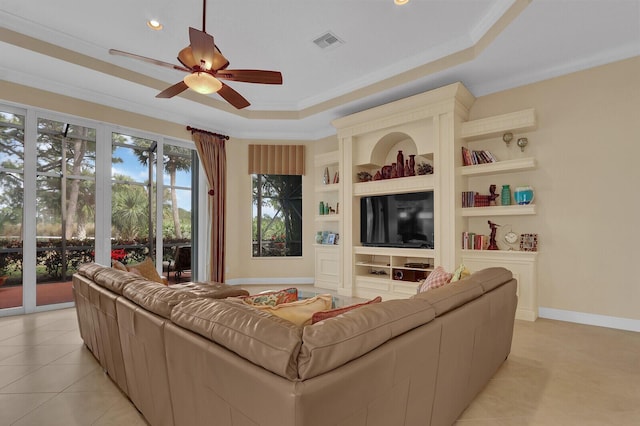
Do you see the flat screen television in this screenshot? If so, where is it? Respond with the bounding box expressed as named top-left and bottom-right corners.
top-left (360, 191), bottom-right (434, 249)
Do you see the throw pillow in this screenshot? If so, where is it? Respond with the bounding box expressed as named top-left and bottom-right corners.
top-left (418, 266), bottom-right (453, 293)
top-left (112, 260), bottom-right (127, 272)
top-left (241, 287), bottom-right (298, 307)
top-left (311, 296), bottom-right (382, 324)
top-left (252, 294), bottom-right (332, 327)
top-left (450, 263), bottom-right (471, 282)
top-left (125, 257), bottom-right (165, 285)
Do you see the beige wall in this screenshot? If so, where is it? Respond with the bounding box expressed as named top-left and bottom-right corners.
top-left (224, 138), bottom-right (331, 284)
top-left (467, 56), bottom-right (640, 321)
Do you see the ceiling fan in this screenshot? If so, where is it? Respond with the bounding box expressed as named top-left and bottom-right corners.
top-left (109, 0), bottom-right (282, 109)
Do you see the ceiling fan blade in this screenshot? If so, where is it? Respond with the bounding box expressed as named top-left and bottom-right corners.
top-left (215, 70), bottom-right (283, 85)
top-left (218, 83), bottom-right (250, 109)
top-left (188, 27), bottom-right (215, 70)
top-left (109, 49), bottom-right (190, 73)
top-left (156, 81), bottom-right (189, 98)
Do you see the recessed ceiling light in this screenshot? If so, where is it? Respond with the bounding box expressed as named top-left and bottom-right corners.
top-left (394, 0), bottom-right (410, 5)
top-left (147, 20), bottom-right (163, 30)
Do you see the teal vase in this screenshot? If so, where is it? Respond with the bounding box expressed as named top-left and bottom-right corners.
top-left (501, 185), bottom-right (511, 206)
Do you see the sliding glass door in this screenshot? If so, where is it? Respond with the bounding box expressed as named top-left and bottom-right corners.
top-left (0, 102), bottom-right (198, 316)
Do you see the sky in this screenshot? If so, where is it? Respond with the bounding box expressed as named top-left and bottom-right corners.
top-left (111, 145), bottom-right (192, 212)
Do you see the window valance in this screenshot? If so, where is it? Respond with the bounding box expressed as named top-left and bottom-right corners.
top-left (248, 144), bottom-right (305, 175)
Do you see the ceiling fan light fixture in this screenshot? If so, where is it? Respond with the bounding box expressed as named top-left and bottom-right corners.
top-left (183, 72), bottom-right (222, 94)
top-left (394, 0), bottom-right (410, 5)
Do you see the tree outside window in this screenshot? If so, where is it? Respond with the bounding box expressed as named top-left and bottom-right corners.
top-left (252, 174), bottom-right (302, 257)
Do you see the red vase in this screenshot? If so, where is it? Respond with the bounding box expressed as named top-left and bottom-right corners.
top-left (397, 150), bottom-right (404, 177)
top-left (391, 163), bottom-right (398, 178)
top-left (409, 155), bottom-right (416, 176)
top-left (404, 160), bottom-right (411, 177)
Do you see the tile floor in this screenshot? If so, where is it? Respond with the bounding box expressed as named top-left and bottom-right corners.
top-left (0, 308), bottom-right (638, 425)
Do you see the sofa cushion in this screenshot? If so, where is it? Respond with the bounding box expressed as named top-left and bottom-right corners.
top-left (311, 296), bottom-right (382, 324)
top-left (171, 298), bottom-right (303, 380)
top-left (298, 298), bottom-right (435, 380)
top-left (418, 266), bottom-right (453, 293)
top-left (78, 262), bottom-right (107, 280)
top-left (112, 260), bottom-right (128, 272)
top-left (93, 267), bottom-right (147, 295)
top-left (241, 287), bottom-right (298, 307)
top-left (412, 279), bottom-right (484, 317)
top-left (126, 257), bottom-right (166, 284)
top-left (450, 263), bottom-right (471, 282)
top-left (250, 294), bottom-right (332, 327)
top-left (123, 280), bottom-right (197, 319)
top-left (169, 281), bottom-right (250, 299)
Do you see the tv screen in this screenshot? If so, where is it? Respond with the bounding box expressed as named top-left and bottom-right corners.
top-left (360, 191), bottom-right (434, 249)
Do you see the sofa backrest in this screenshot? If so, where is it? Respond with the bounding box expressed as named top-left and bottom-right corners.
top-left (297, 298), bottom-right (436, 380)
top-left (123, 280), bottom-right (198, 319)
top-left (171, 298), bottom-right (303, 380)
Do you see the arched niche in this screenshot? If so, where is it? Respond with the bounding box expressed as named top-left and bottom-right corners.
top-left (369, 132), bottom-right (417, 166)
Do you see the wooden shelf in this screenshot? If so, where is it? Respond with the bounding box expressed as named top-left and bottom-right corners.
top-left (315, 183), bottom-right (340, 193)
top-left (459, 157), bottom-right (536, 176)
top-left (315, 214), bottom-right (341, 222)
top-left (461, 204), bottom-right (536, 217)
top-left (461, 109), bottom-right (537, 141)
top-left (353, 174), bottom-right (435, 197)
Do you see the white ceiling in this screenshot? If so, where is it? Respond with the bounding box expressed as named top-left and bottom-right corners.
top-left (1, 0), bottom-right (639, 139)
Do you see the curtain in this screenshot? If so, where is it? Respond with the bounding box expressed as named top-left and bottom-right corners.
top-left (190, 129), bottom-right (227, 283)
top-left (248, 144), bottom-right (305, 175)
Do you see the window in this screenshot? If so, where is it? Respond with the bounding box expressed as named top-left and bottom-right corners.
top-left (35, 118), bottom-right (96, 305)
top-left (0, 110), bottom-right (25, 309)
top-left (111, 133), bottom-right (156, 262)
top-left (252, 174), bottom-right (302, 257)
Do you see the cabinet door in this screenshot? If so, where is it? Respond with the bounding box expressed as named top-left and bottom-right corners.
top-left (315, 247), bottom-right (339, 290)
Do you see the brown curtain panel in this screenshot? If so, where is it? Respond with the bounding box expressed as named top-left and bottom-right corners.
top-left (191, 130), bottom-right (227, 283)
top-left (248, 144), bottom-right (305, 175)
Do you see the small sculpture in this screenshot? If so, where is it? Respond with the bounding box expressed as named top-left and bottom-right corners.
top-left (488, 220), bottom-right (500, 250)
top-left (488, 184), bottom-right (499, 206)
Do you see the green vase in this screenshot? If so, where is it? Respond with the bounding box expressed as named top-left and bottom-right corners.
top-left (501, 185), bottom-right (511, 206)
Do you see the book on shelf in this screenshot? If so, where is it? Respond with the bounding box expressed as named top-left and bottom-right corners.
top-left (462, 232), bottom-right (489, 250)
top-left (461, 147), bottom-right (497, 166)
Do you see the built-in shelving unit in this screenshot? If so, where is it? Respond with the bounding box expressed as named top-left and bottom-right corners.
top-left (458, 107), bottom-right (539, 320)
top-left (354, 246), bottom-right (435, 299)
top-left (313, 150), bottom-right (341, 290)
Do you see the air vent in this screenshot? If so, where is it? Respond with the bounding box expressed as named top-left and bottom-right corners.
top-left (313, 31), bottom-right (344, 49)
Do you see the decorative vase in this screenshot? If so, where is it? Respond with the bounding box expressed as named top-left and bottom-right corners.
top-left (391, 163), bottom-right (398, 178)
top-left (404, 160), bottom-right (411, 177)
top-left (397, 150), bottom-right (404, 177)
top-left (374, 170), bottom-right (382, 180)
top-left (382, 165), bottom-right (392, 179)
top-left (501, 185), bottom-right (511, 206)
top-left (319, 201), bottom-right (324, 215)
top-left (514, 186), bottom-right (535, 205)
top-left (315, 232), bottom-right (323, 244)
top-left (409, 155), bottom-right (416, 176)
top-left (323, 167), bottom-right (330, 185)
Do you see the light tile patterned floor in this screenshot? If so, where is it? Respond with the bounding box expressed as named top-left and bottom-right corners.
top-left (0, 309), bottom-right (146, 426)
top-left (1, 308), bottom-right (638, 425)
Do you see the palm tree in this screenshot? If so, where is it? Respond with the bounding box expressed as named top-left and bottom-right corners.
top-left (130, 141), bottom-right (191, 239)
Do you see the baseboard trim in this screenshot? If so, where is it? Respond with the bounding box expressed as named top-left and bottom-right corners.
top-left (538, 307), bottom-right (640, 332)
top-left (226, 277), bottom-right (315, 286)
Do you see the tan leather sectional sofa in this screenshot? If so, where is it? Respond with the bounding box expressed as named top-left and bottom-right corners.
top-left (72, 263), bottom-right (517, 426)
